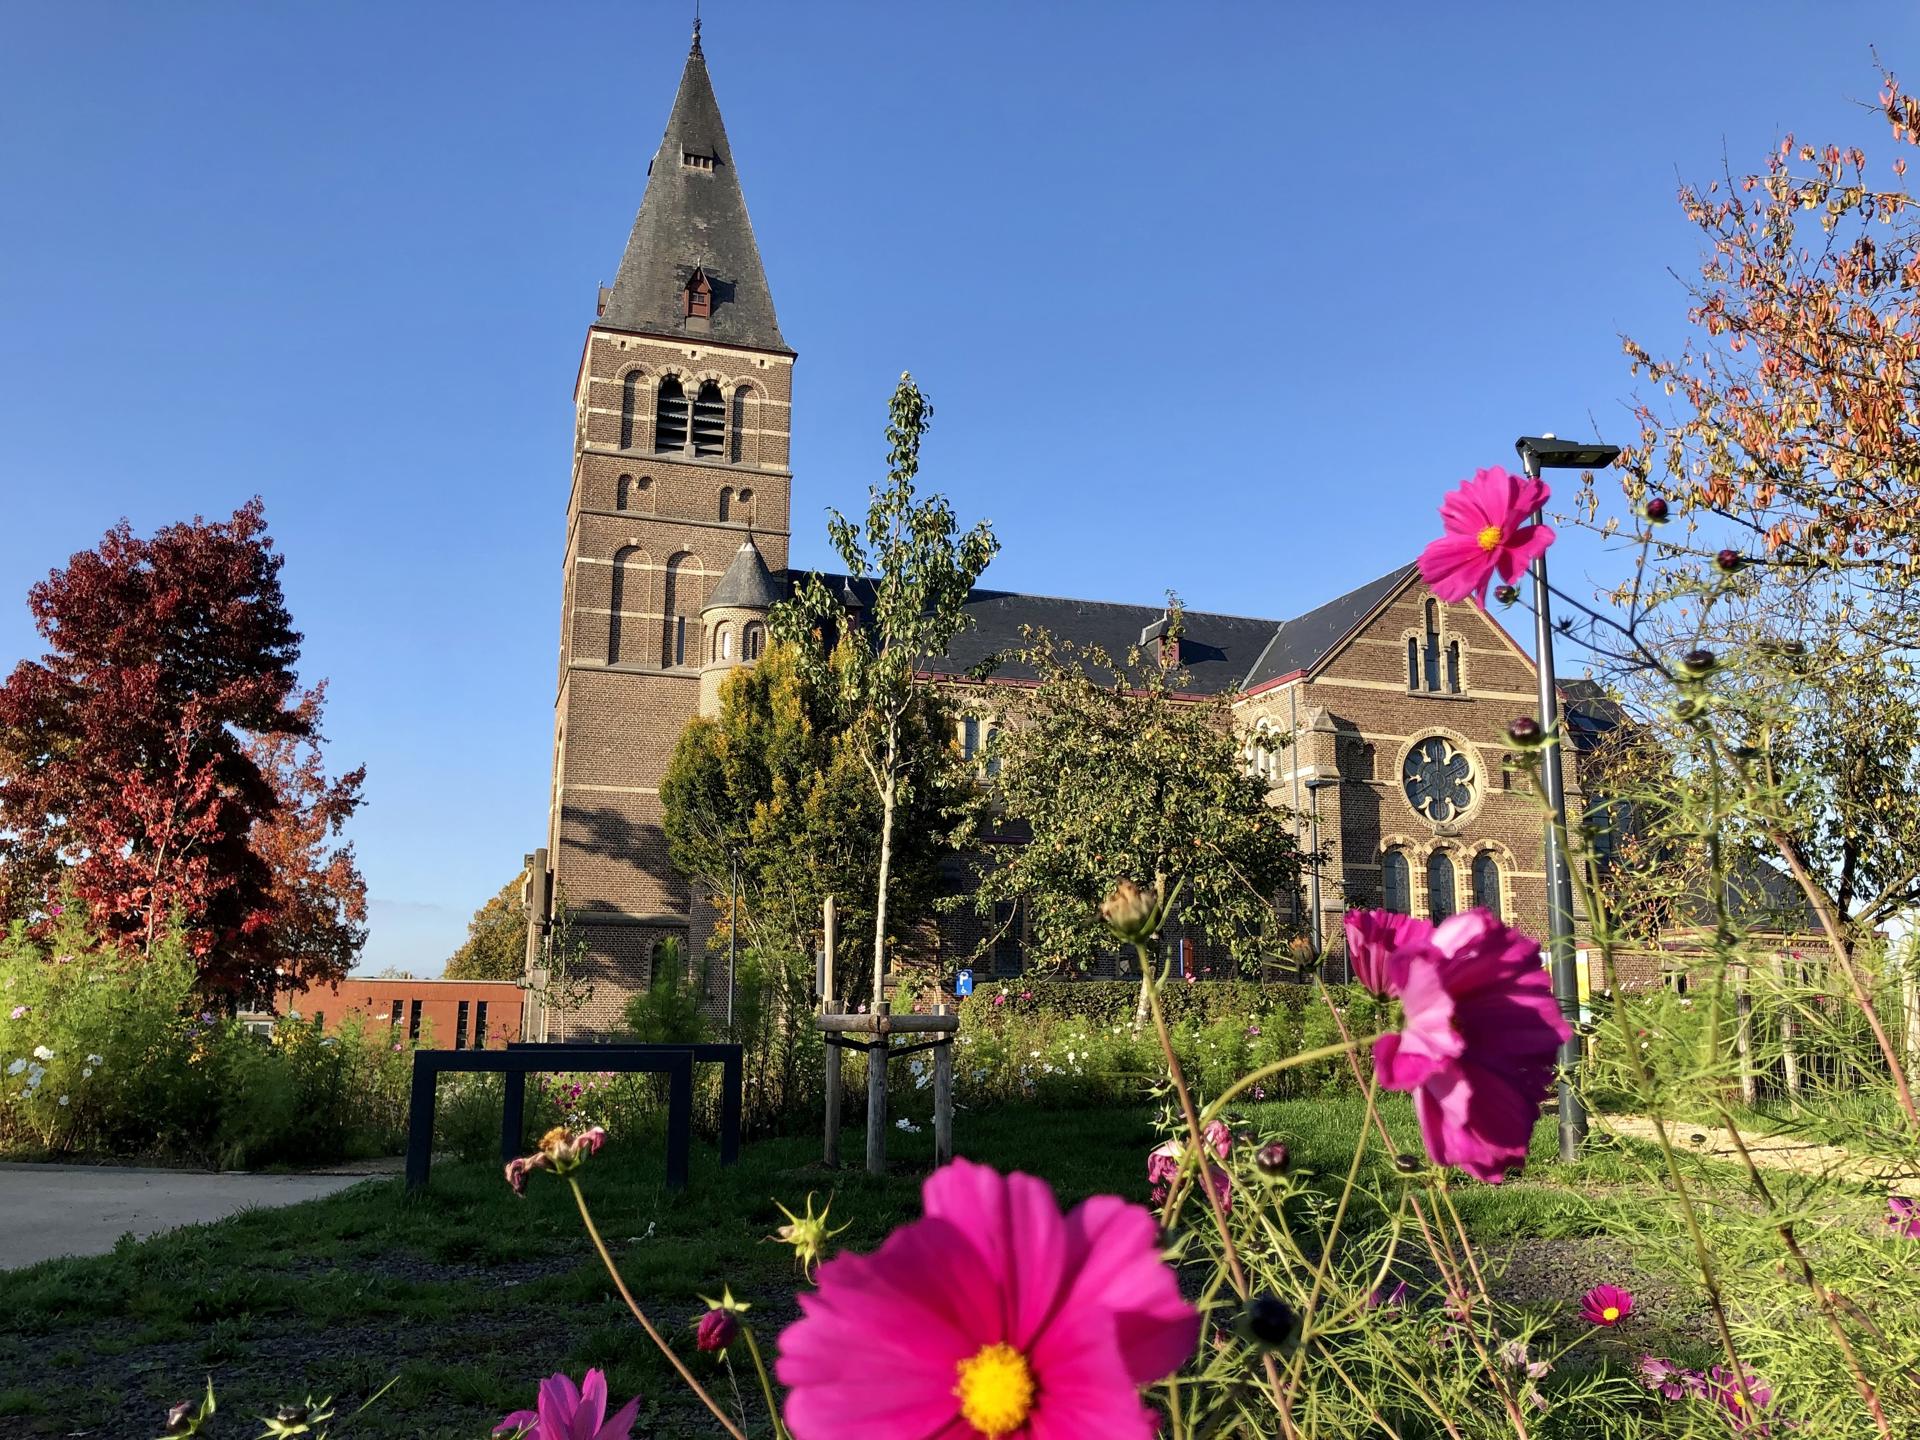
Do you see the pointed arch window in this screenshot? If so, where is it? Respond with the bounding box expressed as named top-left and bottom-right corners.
top-left (1472, 851), bottom-right (1502, 918)
top-left (654, 377), bottom-right (689, 453)
top-left (1407, 638), bottom-right (1420, 690)
top-left (1382, 851), bottom-right (1411, 915)
top-left (1427, 851), bottom-right (1457, 922)
top-left (1422, 600), bottom-right (1442, 692)
top-left (1446, 640), bottom-right (1462, 694)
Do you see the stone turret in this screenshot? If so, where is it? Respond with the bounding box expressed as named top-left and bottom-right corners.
top-left (699, 536), bottom-right (780, 714)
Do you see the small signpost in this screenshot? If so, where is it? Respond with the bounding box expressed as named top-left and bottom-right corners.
top-left (814, 896), bottom-right (958, 1175)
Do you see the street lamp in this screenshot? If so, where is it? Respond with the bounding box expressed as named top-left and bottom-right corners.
top-left (1304, 775), bottom-right (1339, 979)
top-left (1514, 433), bottom-right (1621, 1163)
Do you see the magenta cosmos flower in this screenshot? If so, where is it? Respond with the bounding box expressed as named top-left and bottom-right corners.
top-left (1579, 1284), bottom-right (1634, 1326)
top-left (1888, 1194), bottom-right (1920, 1237)
top-left (776, 1157), bottom-right (1199, 1439)
top-left (1148, 1120), bottom-right (1233, 1211)
top-left (493, 1369), bottom-right (639, 1440)
top-left (1418, 466), bottom-right (1555, 609)
top-left (1366, 908), bottom-right (1569, 1183)
top-left (1345, 909), bottom-right (1431, 997)
top-left (1707, 1366), bottom-right (1775, 1434)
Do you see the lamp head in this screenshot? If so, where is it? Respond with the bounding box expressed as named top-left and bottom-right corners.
top-left (1515, 435), bottom-right (1622, 476)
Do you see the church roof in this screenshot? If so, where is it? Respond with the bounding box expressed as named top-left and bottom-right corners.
top-left (704, 536), bottom-right (780, 613)
top-left (599, 27), bottom-right (789, 353)
top-left (1238, 564), bottom-right (1418, 690)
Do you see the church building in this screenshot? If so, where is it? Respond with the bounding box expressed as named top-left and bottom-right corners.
top-left (527, 28), bottom-right (1582, 1038)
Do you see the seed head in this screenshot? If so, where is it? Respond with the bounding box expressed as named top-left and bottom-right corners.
top-left (1099, 879), bottom-right (1162, 944)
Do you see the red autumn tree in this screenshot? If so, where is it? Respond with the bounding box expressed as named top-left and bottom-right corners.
top-left (0, 499), bottom-right (367, 1000)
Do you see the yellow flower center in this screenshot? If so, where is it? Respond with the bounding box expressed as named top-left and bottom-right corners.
top-left (955, 1342), bottom-right (1035, 1437)
top-left (1476, 524), bottom-right (1505, 552)
top-left (1601, 1305), bottom-right (1620, 1322)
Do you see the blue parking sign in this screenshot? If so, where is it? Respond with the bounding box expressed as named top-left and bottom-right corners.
top-left (955, 968), bottom-right (974, 998)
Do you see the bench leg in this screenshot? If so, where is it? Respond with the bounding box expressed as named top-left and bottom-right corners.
top-left (500, 1070), bottom-right (527, 1167)
top-left (933, 1036), bottom-right (953, 1168)
top-left (866, 1039), bottom-right (887, 1176)
top-left (720, 1049), bottom-right (742, 1166)
top-left (405, 1060), bottom-right (437, 1192)
top-left (666, 1056), bottom-right (692, 1191)
top-left (823, 1041), bottom-right (842, 1168)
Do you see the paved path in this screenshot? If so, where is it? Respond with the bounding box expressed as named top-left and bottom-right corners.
top-left (0, 1161), bottom-right (390, 1270)
top-left (1599, 1114), bottom-right (1918, 1185)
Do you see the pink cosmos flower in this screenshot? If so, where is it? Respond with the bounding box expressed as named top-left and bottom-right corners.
top-left (1579, 1284), bottom-right (1634, 1326)
top-left (1887, 1195), bottom-right (1920, 1237)
top-left (1370, 909), bottom-right (1569, 1183)
top-left (1707, 1366), bottom-right (1775, 1434)
top-left (8, 1005), bottom-right (27, 1021)
top-left (776, 1157), bottom-right (1199, 1440)
top-left (1148, 1124), bottom-right (1234, 1212)
top-left (1344, 910), bottom-right (1432, 997)
top-left (1418, 466), bottom-right (1555, 609)
top-left (1367, 1280), bottom-right (1409, 1310)
top-left (493, 1369), bottom-right (639, 1440)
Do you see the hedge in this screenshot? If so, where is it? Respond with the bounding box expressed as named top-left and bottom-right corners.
top-left (958, 979), bottom-right (1368, 1029)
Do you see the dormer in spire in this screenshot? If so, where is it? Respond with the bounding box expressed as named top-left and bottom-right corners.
top-left (600, 31), bottom-right (788, 353)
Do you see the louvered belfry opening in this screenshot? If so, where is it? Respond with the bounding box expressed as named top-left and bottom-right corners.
top-left (691, 380), bottom-right (726, 456)
top-left (654, 376), bottom-right (689, 453)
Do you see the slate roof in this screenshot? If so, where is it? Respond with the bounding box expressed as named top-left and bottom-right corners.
top-left (1239, 565), bottom-right (1418, 690)
top-left (599, 30), bottom-right (789, 353)
top-left (704, 537), bottom-right (780, 613)
top-left (768, 563), bottom-right (1431, 697)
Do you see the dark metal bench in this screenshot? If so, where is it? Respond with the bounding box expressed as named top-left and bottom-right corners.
top-left (404, 1042), bottom-right (740, 1193)
top-left (499, 1041), bottom-right (743, 1169)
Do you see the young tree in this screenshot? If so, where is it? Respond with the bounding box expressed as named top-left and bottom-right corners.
top-left (0, 500), bottom-right (367, 1000)
top-left (443, 872), bottom-right (530, 981)
top-left (770, 374), bottom-right (998, 1003)
top-left (971, 620), bottom-right (1309, 979)
top-left (660, 641), bottom-right (974, 1012)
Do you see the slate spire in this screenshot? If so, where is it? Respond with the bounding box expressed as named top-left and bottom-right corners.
top-left (599, 27), bottom-right (788, 352)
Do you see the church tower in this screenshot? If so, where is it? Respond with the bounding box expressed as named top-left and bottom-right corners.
top-left (534, 23), bottom-right (793, 1037)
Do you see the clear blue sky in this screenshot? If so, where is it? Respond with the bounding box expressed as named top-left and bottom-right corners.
top-left (3, 3), bottom-right (1913, 973)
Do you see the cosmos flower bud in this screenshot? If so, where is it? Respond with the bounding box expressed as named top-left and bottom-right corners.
top-left (1099, 879), bottom-right (1161, 943)
top-left (1643, 496), bottom-right (1671, 523)
top-left (1493, 584), bottom-right (1520, 606)
top-left (164, 1401), bottom-right (198, 1436)
top-left (1254, 1142), bottom-right (1290, 1177)
top-left (1671, 696), bottom-right (1707, 723)
top-left (1392, 1152), bottom-right (1425, 1175)
top-left (1235, 1294), bottom-right (1301, 1352)
top-left (1506, 716), bottom-right (1544, 748)
top-left (1680, 649), bottom-right (1717, 678)
top-left (697, 1307), bottom-right (741, 1353)
top-left (1715, 548), bottom-right (1743, 573)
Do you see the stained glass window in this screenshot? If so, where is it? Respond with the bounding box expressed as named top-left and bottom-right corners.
top-left (1472, 852), bottom-right (1501, 917)
top-left (1382, 851), bottom-right (1411, 915)
top-left (1403, 736), bottom-right (1474, 822)
top-left (1427, 851), bottom-right (1457, 921)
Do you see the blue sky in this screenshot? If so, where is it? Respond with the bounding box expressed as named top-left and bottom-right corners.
top-left (3, 3), bottom-right (1914, 973)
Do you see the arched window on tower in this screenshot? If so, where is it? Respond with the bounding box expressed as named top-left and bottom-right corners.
top-left (608, 545), bottom-right (647, 665)
top-left (720, 627), bottom-right (734, 662)
top-left (743, 622), bottom-right (765, 661)
top-left (654, 377), bottom-right (689, 453)
top-left (1382, 851), bottom-right (1411, 915)
top-left (736, 488), bottom-right (754, 526)
top-left (1446, 640), bottom-right (1462, 694)
top-left (730, 385), bottom-right (751, 463)
top-left (719, 487), bottom-right (734, 522)
top-left (661, 553), bottom-right (700, 668)
top-left (620, 372), bottom-right (645, 450)
top-left (691, 381), bottom-right (726, 457)
top-left (1472, 851), bottom-right (1502, 918)
top-left (617, 474), bottom-right (632, 511)
top-left (1427, 851), bottom-right (1457, 922)
top-left (1407, 638), bottom-right (1420, 690)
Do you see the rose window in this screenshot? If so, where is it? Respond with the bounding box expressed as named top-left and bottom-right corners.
top-left (1403, 736), bottom-right (1473, 823)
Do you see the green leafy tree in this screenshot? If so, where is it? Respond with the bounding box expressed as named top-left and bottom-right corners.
top-left (660, 641), bottom-right (975, 1012)
top-left (972, 618), bottom-right (1310, 980)
top-left (443, 873), bottom-right (528, 981)
top-left (770, 373), bottom-right (998, 1002)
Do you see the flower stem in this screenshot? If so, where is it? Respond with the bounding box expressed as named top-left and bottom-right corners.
top-left (742, 1325), bottom-right (791, 1440)
top-left (567, 1177), bottom-right (750, 1440)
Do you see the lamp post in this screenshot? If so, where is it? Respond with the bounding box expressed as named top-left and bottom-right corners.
top-left (1304, 775), bottom-right (1339, 978)
top-left (1514, 433), bottom-right (1620, 1162)
top-left (727, 852), bottom-right (740, 1033)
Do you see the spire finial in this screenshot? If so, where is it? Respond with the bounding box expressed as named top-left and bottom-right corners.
top-left (691, 4), bottom-right (702, 53)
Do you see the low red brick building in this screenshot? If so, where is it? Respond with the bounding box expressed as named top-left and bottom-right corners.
top-left (274, 977), bottom-right (524, 1049)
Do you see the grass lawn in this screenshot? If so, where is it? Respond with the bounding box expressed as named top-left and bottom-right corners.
top-left (0, 1095), bottom-right (1822, 1437)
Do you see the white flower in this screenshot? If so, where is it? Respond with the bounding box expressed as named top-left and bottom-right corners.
top-left (26, 1063), bottom-right (44, 1084)
top-left (85, 1054), bottom-right (103, 1067)
top-left (57, 1094), bottom-right (69, 1107)
top-left (81, 1067), bottom-right (93, 1079)
top-left (894, 1117), bottom-right (921, 1133)
top-left (32, 1045), bottom-right (53, 1062)
top-left (4, 1059), bottom-right (23, 1077)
